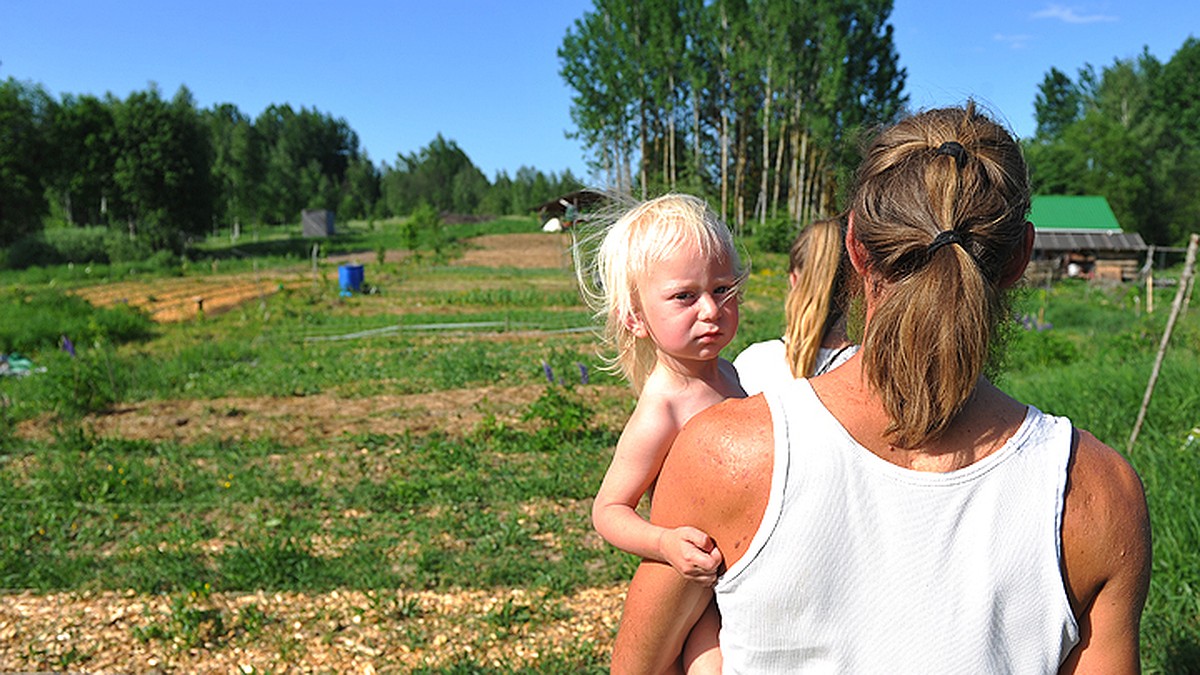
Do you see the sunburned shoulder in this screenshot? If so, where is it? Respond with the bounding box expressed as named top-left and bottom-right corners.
top-left (652, 394), bottom-right (774, 560)
top-left (665, 394), bottom-right (772, 477)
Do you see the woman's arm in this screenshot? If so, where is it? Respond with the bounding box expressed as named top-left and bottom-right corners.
top-left (1059, 429), bottom-right (1152, 674)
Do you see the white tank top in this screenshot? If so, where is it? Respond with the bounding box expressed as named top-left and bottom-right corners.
top-left (714, 379), bottom-right (1080, 673)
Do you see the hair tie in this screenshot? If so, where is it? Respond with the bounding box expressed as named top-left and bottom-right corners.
top-left (927, 229), bottom-right (964, 256)
top-left (935, 141), bottom-right (968, 169)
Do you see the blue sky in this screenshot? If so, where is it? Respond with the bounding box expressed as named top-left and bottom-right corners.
top-left (3, 1), bottom-right (1197, 183)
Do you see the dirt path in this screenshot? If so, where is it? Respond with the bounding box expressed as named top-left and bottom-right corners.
top-left (451, 233), bottom-right (574, 270)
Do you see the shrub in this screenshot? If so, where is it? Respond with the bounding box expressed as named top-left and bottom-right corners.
top-left (4, 233), bottom-right (64, 269)
top-left (42, 226), bottom-right (112, 263)
top-left (103, 231), bottom-right (157, 263)
top-left (754, 216), bottom-right (798, 254)
top-left (523, 384), bottom-right (592, 438)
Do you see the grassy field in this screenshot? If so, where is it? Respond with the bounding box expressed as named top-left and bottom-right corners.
top-left (1, 216), bottom-right (1197, 673)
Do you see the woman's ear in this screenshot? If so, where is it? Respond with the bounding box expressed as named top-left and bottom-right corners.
top-left (845, 211), bottom-right (870, 276)
top-left (999, 221), bottom-right (1035, 288)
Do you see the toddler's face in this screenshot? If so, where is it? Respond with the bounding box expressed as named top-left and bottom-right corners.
top-left (632, 240), bottom-right (739, 363)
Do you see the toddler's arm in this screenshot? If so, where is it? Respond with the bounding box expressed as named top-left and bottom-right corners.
top-left (592, 396), bottom-right (723, 585)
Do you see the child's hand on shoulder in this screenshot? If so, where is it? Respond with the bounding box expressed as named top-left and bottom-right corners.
top-left (659, 526), bottom-right (723, 587)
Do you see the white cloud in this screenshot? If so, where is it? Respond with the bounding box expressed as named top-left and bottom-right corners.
top-left (994, 33), bottom-right (1035, 49)
top-left (1032, 4), bottom-right (1118, 23)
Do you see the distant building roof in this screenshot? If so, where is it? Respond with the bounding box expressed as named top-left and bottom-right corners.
top-left (1029, 195), bottom-right (1145, 253)
top-left (1029, 195), bottom-right (1121, 233)
top-left (532, 189), bottom-right (610, 219)
top-left (1034, 231), bottom-right (1147, 252)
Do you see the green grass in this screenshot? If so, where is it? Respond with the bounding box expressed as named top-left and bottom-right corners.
top-left (0, 286), bottom-right (157, 355)
top-left (1, 221), bottom-right (1197, 672)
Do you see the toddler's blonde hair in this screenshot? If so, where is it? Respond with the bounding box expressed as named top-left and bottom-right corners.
top-left (576, 193), bottom-right (745, 393)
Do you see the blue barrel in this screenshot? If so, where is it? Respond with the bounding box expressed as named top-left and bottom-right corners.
top-left (338, 264), bottom-right (364, 292)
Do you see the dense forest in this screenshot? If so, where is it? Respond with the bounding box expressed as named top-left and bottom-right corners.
top-left (3, 1), bottom-right (1199, 268)
top-left (560, 0), bottom-right (906, 231)
top-left (1024, 36), bottom-right (1200, 247)
top-left (0, 81), bottom-right (580, 264)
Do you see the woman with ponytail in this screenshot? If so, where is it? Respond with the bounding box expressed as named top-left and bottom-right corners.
top-left (612, 103), bottom-right (1151, 674)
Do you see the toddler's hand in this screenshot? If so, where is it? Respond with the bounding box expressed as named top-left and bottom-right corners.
top-left (659, 526), bottom-right (723, 586)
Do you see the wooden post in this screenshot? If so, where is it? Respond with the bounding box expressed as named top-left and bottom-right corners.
top-left (1185, 265), bottom-right (1196, 318)
top-left (1128, 233), bottom-right (1200, 452)
top-left (1147, 270), bottom-right (1154, 314)
top-left (1138, 244), bottom-right (1156, 279)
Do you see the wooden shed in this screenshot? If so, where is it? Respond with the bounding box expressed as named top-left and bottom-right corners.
top-left (302, 209), bottom-right (336, 237)
top-left (1027, 195), bottom-right (1146, 282)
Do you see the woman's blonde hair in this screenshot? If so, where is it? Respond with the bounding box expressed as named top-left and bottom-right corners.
top-left (783, 217), bottom-right (857, 378)
top-left (575, 193), bottom-right (745, 393)
top-left (848, 102), bottom-right (1030, 448)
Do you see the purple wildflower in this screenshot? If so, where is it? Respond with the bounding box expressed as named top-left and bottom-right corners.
top-left (542, 361), bottom-right (554, 383)
top-left (61, 335), bottom-right (76, 357)
top-left (578, 363), bottom-right (589, 385)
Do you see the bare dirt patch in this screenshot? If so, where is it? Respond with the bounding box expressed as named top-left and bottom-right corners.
top-left (71, 272), bottom-right (307, 323)
top-left (452, 233), bottom-right (574, 270)
top-left (17, 384), bottom-right (630, 445)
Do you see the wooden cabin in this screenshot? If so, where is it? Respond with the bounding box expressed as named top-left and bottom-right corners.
top-left (1027, 195), bottom-right (1146, 282)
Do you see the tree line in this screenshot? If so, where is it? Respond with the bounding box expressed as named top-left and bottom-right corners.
top-left (559, 0), bottom-right (907, 232)
top-left (0, 79), bottom-right (580, 260)
top-left (8, 4), bottom-right (1193, 262)
top-left (1025, 37), bottom-right (1200, 247)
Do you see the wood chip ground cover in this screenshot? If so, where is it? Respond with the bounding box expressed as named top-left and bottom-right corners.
top-left (0, 586), bottom-right (625, 672)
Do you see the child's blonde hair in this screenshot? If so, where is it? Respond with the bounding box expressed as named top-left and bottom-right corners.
top-left (576, 193), bottom-right (745, 393)
top-left (783, 217), bottom-right (858, 378)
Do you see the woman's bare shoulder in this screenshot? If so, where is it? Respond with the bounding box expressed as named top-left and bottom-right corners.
top-left (675, 394), bottom-right (772, 460)
top-left (1066, 430), bottom-right (1148, 530)
top-left (1062, 429), bottom-right (1151, 610)
top-left (651, 395), bottom-right (774, 555)
top-left (1059, 429), bottom-right (1151, 670)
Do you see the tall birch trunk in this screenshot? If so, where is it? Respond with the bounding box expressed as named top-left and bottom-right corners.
top-left (760, 61), bottom-right (771, 225)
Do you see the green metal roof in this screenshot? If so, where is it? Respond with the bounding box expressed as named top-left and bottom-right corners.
top-left (1028, 195), bottom-right (1122, 232)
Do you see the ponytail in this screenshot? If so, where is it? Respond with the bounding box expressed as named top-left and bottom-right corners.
top-left (784, 218), bottom-right (851, 378)
top-left (849, 103), bottom-right (1030, 448)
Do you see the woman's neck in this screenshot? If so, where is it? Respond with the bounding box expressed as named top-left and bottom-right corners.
top-left (813, 362), bottom-right (1025, 472)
